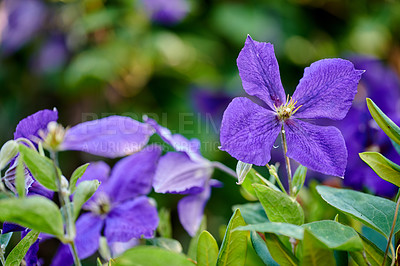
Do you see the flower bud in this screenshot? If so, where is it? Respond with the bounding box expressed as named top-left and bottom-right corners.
top-left (0, 140), bottom-right (19, 171)
top-left (236, 161), bottom-right (252, 185)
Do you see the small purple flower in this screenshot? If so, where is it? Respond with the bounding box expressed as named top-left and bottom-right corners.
top-left (145, 117), bottom-right (230, 236)
top-left (220, 36), bottom-right (364, 177)
top-left (139, 0), bottom-right (189, 25)
top-left (0, 0), bottom-right (46, 55)
top-left (52, 145), bottom-right (161, 264)
top-left (338, 56), bottom-right (400, 196)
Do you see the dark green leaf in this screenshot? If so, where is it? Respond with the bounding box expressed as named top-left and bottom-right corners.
top-left (5, 230), bottom-right (40, 266)
top-left (250, 231), bottom-right (279, 266)
top-left (73, 180), bottom-right (100, 220)
top-left (292, 165), bottom-right (307, 196)
top-left (232, 203), bottom-right (268, 224)
top-left (316, 185), bottom-right (400, 237)
top-left (15, 155), bottom-right (25, 198)
top-left (235, 222), bottom-right (304, 240)
top-left (301, 229), bottom-right (335, 266)
top-left (350, 235), bottom-right (390, 266)
top-left (264, 233), bottom-right (299, 266)
top-left (69, 163), bottom-right (90, 193)
top-left (18, 144), bottom-right (58, 191)
top-left (115, 246), bottom-right (195, 266)
top-left (302, 220), bottom-right (363, 251)
top-left (366, 98), bottom-right (400, 145)
top-left (197, 231), bottom-right (218, 266)
top-left (146, 238), bottom-right (183, 253)
top-left (217, 209), bottom-right (248, 266)
top-left (0, 196), bottom-right (64, 238)
top-left (253, 184), bottom-right (304, 225)
top-left (360, 152), bottom-right (400, 187)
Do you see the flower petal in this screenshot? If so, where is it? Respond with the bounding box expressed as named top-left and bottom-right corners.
top-left (178, 186), bottom-right (210, 237)
top-left (74, 213), bottom-right (104, 259)
top-left (50, 244), bottom-right (73, 266)
top-left (14, 109), bottom-right (58, 140)
top-left (292, 59), bottom-right (363, 120)
top-left (285, 119), bottom-right (347, 177)
top-left (237, 35), bottom-right (286, 109)
top-left (104, 196), bottom-right (158, 243)
top-left (220, 97), bottom-right (281, 166)
top-left (62, 116), bottom-right (155, 158)
top-left (153, 152), bottom-right (212, 194)
top-left (104, 145), bottom-right (161, 203)
top-left (143, 117), bottom-right (202, 161)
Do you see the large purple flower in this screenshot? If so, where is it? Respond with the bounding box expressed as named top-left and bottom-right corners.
top-left (338, 56), bottom-right (400, 196)
top-left (52, 145), bottom-right (161, 264)
top-left (220, 36), bottom-right (363, 177)
top-left (144, 117), bottom-right (230, 236)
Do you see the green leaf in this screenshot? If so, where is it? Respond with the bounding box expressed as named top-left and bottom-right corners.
top-left (18, 144), bottom-right (58, 191)
top-left (0, 196), bottom-right (64, 238)
top-left (157, 208), bottom-right (172, 239)
top-left (292, 165), bottom-right (307, 196)
top-left (146, 238), bottom-right (183, 253)
top-left (302, 220), bottom-right (363, 251)
top-left (366, 98), bottom-right (400, 145)
top-left (187, 216), bottom-right (206, 260)
top-left (264, 233), bottom-right (299, 266)
top-left (97, 258), bottom-right (102, 266)
top-left (360, 152), bottom-right (400, 187)
top-left (350, 235), bottom-right (390, 266)
top-left (250, 231), bottom-right (279, 266)
top-left (253, 184), bottom-right (304, 225)
top-left (316, 185), bottom-right (400, 238)
top-left (232, 203), bottom-right (268, 224)
top-left (197, 231), bottom-right (218, 266)
top-left (5, 230), bottom-right (40, 266)
top-left (241, 169), bottom-right (264, 200)
top-left (115, 246), bottom-right (195, 266)
top-left (217, 209), bottom-right (248, 266)
top-left (69, 163), bottom-right (90, 193)
top-left (73, 180), bottom-right (100, 220)
top-left (300, 229), bottom-right (335, 266)
top-left (235, 222), bottom-right (304, 240)
top-left (15, 155), bottom-right (25, 198)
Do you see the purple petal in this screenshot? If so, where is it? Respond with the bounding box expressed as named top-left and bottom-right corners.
top-left (24, 238), bottom-right (39, 266)
top-left (2, 222), bottom-right (25, 233)
top-left (104, 145), bottom-right (161, 203)
top-left (144, 117), bottom-right (202, 161)
top-left (51, 244), bottom-right (73, 266)
top-left (62, 116), bottom-right (155, 158)
top-left (105, 196), bottom-right (159, 243)
top-left (209, 179), bottom-right (223, 188)
top-left (292, 59), bottom-right (363, 120)
top-left (153, 152), bottom-right (212, 194)
top-left (14, 109), bottom-right (58, 140)
top-left (237, 35), bottom-right (286, 109)
top-left (178, 186), bottom-right (210, 236)
top-left (285, 119), bottom-right (347, 177)
top-left (140, 0), bottom-right (189, 25)
top-left (220, 97), bottom-right (281, 166)
top-left (74, 213), bottom-right (104, 259)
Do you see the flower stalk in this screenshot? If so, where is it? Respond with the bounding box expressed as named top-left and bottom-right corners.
top-left (50, 151), bottom-right (81, 266)
top-left (280, 125), bottom-right (293, 197)
top-left (383, 194), bottom-right (400, 266)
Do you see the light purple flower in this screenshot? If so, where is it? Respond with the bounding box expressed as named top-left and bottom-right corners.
top-left (52, 145), bottom-right (161, 264)
top-left (220, 36), bottom-right (364, 177)
top-left (140, 0), bottom-right (189, 25)
top-left (61, 116), bottom-right (155, 158)
top-left (0, 0), bottom-right (46, 55)
top-left (145, 118), bottom-right (230, 236)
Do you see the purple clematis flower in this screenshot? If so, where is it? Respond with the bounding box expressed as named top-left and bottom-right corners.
top-left (144, 117), bottom-right (231, 236)
top-left (52, 145), bottom-right (161, 265)
top-left (220, 36), bottom-right (364, 177)
top-left (139, 0), bottom-right (189, 25)
top-left (0, 0), bottom-right (46, 55)
top-left (338, 56), bottom-right (400, 196)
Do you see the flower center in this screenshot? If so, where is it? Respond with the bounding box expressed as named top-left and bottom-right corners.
top-left (275, 95), bottom-right (302, 121)
top-left (83, 192), bottom-right (111, 216)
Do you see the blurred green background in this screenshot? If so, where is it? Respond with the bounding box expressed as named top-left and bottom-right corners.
top-left (1, 0), bottom-right (400, 264)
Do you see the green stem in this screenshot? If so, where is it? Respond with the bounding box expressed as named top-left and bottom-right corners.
top-left (280, 125), bottom-right (293, 197)
top-left (383, 195), bottom-right (400, 266)
top-left (266, 164), bottom-right (286, 194)
top-left (0, 251), bottom-right (6, 266)
top-left (50, 151), bottom-right (81, 266)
